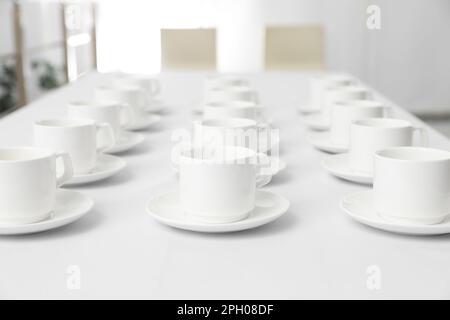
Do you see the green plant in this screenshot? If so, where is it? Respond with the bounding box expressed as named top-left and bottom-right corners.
top-left (0, 60), bottom-right (17, 113)
top-left (31, 59), bottom-right (61, 90)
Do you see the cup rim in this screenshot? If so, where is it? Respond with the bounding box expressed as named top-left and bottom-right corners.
top-left (35, 118), bottom-right (96, 128)
top-left (375, 147), bottom-right (450, 163)
top-left (352, 117), bottom-right (411, 129)
top-left (0, 146), bottom-right (55, 163)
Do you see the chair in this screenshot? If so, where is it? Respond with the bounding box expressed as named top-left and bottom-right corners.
top-left (161, 28), bottom-right (216, 70)
top-left (265, 25), bottom-right (325, 70)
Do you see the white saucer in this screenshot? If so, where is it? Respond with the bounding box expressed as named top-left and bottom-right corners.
top-left (301, 113), bottom-right (330, 130)
top-left (107, 131), bottom-right (145, 154)
top-left (258, 134), bottom-right (280, 154)
top-left (340, 191), bottom-right (450, 236)
top-left (305, 131), bottom-right (348, 153)
top-left (126, 114), bottom-right (162, 131)
top-left (298, 104), bottom-right (320, 114)
top-left (146, 190), bottom-right (290, 233)
top-left (321, 153), bottom-right (372, 184)
top-left (0, 189), bottom-right (93, 235)
top-left (65, 154), bottom-right (127, 186)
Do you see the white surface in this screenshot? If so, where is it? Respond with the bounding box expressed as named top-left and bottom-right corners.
top-left (1, 71), bottom-right (450, 299)
top-left (147, 190), bottom-right (289, 233)
top-left (0, 189), bottom-right (93, 236)
top-left (340, 191), bottom-right (450, 236)
top-left (106, 131), bottom-right (145, 154)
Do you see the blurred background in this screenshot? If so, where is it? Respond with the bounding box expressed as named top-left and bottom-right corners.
top-left (1, 0), bottom-right (449, 134)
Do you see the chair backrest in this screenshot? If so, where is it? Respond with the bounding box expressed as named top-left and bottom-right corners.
top-left (265, 25), bottom-right (325, 70)
top-left (161, 28), bottom-right (216, 70)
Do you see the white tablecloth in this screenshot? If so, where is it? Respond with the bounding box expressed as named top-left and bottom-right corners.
top-left (1, 71), bottom-right (450, 299)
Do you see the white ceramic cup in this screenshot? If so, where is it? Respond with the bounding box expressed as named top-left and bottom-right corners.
top-left (94, 85), bottom-right (147, 125)
top-left (330, 100), bottom-right (388, 146)
top-left (374, 147), bottom-right (450, 225)
top-left (349, 118), bottom-right (428, 174)
top-left (179, 146), bottom-right (267, 223)
top-left (205, 85), bottom-right (259, 104)
top-left (203, 101), bottom-right (260, 120)
top-left (308, 75), bottom-right (352, 110)
top-left (34, 118), bottom-right (115, 174)
top-left (0, 147), bottom-right (73, 224)
top-left (322, 85), bottom-right (370, 120)
top-left (114, 74), bottom-right (161, 97)
top-left (67, 100), bottom-right (133, 141)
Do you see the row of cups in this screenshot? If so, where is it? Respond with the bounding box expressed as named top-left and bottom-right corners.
top-left (0, 73), bottom-right (163, 226)
top-left (171, 75), bottom-right (283, 224)
top-left (303, 74), bottom-right (450, 226)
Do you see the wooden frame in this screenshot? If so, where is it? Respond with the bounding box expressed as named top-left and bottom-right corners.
top-left (265, 25), bottom-right (325, 70)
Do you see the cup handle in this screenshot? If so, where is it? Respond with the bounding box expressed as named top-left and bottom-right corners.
top-left (96, 122), bottom-right (116, 153)
top-left (255, 152), bottom-right (272, 188)
top-left (413, 126), bottom-right (428, 146)
top-left (150, 81), bottom-right (161, 96)
top-left (55, 151), bottom-right (74, 187)
top-left (119, 104), bottom-right (135, 128)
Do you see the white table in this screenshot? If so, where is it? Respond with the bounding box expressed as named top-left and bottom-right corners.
top-left (1, 72), bottom-right (450, 299)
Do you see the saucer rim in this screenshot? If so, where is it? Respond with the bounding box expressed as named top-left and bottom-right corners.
top-left (146, 190), bottom-right (290, 233)
top-left (340, 190), bottom-right (450, 235)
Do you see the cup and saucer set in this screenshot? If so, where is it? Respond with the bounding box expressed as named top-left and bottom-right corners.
top-left (147, 145), bottom-right (290, 233)
top-left (340, 147), bottom-right (450, 236)
top-left (0, 147), bottom-right (93, 235)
